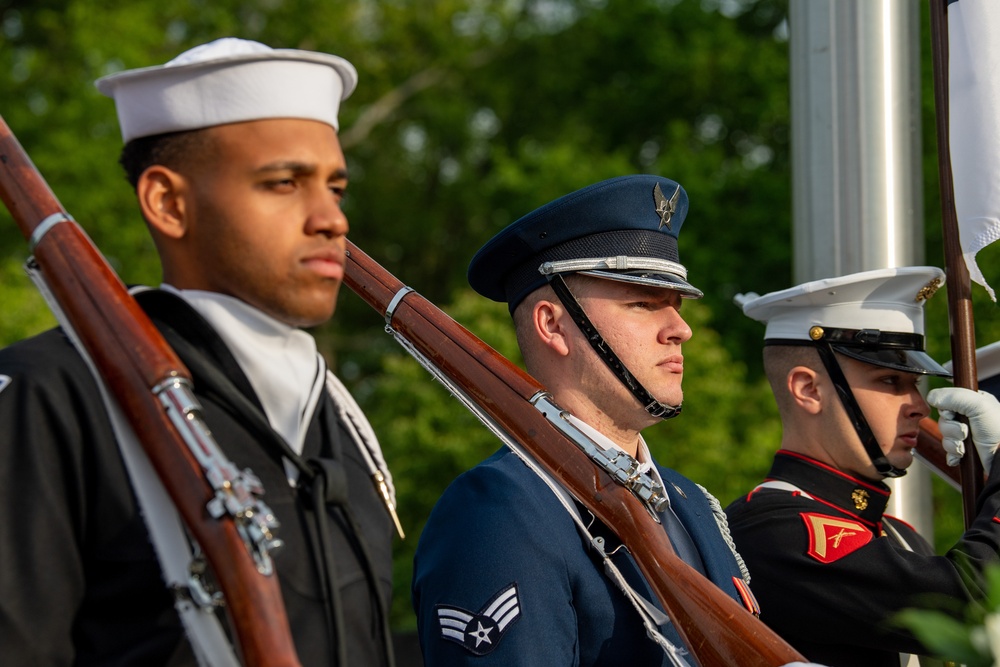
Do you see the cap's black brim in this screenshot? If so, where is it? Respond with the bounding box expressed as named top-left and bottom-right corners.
top-left (834, 346), bottom-right (952, 378)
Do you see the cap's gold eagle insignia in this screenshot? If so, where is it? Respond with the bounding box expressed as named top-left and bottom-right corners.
top-left (653, 182), bottom-right (680, 231)
top-left (914, 277), bottom-right (942, 303)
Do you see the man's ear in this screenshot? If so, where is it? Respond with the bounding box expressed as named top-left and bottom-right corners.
top-left (137, 165), bottom-right (189, 240)
top-left (788, 365), bottom-right (823, 415)
top-left (532, 299), bottom-right (571, 357)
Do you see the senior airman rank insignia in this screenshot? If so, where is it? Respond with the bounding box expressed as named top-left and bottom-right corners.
top-left (435, 583), bottom-right (521, 655)
top-left (801, 512), bottom-right (872, 564)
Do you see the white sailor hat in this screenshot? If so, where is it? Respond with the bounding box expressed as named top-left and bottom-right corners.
top-left (95, 37), bottom-right (358, 143)
top-left (736, 266), bottom-right (951, 377)
top-left (944, 341), bottom-right (1000, 397)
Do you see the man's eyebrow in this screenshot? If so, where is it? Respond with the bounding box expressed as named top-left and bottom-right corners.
top-left (255, 161), bottom-right (314, 174)
top-left (254, 163), bottom-right (349, 180)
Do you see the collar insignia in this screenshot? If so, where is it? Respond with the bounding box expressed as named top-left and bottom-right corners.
top-left (801, 512), bottom-right (872, 563)
top-left (435, 583), bottom-right (521, 655)
top-left (653, 182), bottom-right (680, 231)
top-left (851, 488), bottom-right (870, 511)
top-left (915, 277), bottom-right (942, 302)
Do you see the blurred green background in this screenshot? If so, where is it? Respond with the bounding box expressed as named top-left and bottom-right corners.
top-left (3, 0), bottom-right (1000, 634)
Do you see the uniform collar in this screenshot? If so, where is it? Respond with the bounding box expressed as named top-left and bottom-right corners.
top-left (159, 285), bottom-right (325, 457)
top-left (766, 450), bottom-right (891, 524)
top-left (563, 413), bottom-right (669, 510)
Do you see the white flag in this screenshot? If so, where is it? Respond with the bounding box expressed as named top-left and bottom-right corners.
top-left (948, 0), bottom-right (1000, 301)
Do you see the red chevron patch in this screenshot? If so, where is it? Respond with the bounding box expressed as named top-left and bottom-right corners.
top-left (801, 512), bottom-right (872, 564)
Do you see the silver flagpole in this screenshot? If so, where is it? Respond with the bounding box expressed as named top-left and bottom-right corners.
top-left (789, 0), bottom-right (932, 569)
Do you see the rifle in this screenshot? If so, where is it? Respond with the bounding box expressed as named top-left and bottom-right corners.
top-left (0, 116), bottom-right (299, 666)
top-left (344, 240), bottom-right (806, 667)
top-left (915, 418), bottom-right (961, 490)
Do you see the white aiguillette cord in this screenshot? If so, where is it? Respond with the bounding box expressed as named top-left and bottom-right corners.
top-left (27, 261), bottom-right (238, 667)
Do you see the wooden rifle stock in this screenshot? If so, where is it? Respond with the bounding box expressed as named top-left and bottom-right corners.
top-left (344, 240), bottom-right (805, 667)
top-left (915, 418), bottom-right (962, 490)
top-left (0, 116), bottom-right (300, 667)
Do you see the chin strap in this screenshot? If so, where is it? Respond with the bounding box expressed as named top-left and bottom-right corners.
top-left (811, 341), bottom-right (906, 478)
top-left (548, 274), bottom-right (681, 421)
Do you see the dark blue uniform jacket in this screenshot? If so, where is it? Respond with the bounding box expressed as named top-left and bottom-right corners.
top-left (413, 447), bottom-right (755, 666)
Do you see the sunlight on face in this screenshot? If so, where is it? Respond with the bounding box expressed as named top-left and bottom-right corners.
top-left (835, 355), bottom-right (930, 477)
top-left (177, 118), bottom-right (350, 327)
top-left (571, 276), bottom-right (692, 428)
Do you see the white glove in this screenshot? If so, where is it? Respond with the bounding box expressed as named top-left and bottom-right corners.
top-left (926, 387), bottom-right (1000, 470)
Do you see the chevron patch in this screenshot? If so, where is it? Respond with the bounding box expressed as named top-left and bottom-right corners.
top-left (0, 375), bottom-right (10, 397)
top-left (801, 512), bottom-right (872, 564)
top-left (435, 582), bottom-right (521, 655)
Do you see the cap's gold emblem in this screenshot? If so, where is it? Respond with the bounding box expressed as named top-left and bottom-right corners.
top-left (915, 277), bottom-right (942, 303)
top-left (851, 488), bottom-right (870, 511)
top-left (653, 183), bottom-right (681, 231)
top-left (809, 326), bottom-right (825, 341)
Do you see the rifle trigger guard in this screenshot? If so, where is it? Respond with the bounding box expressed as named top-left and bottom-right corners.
top-left (385, 286), bottom-right (415, 327)
top-left (172, 555), bottom-right (225, 611)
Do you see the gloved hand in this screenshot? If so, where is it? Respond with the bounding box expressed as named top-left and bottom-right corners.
top-left (926, 387), bottom-right (1000, 470)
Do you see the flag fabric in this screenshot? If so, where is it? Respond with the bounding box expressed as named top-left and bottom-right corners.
top-left (948, 0), bottom-right (1000, 301)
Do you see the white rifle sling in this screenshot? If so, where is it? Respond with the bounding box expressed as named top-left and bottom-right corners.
top-left (28, 264), bottom-right (239, 667)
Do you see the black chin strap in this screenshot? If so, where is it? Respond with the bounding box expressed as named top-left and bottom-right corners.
top-left (548, 274), bottom-right (681, 420)
top-left (811, 341), bottom-right (906, 478)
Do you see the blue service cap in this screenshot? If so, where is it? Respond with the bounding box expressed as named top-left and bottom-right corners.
top-left (467, 174), bottom-right (703, 312)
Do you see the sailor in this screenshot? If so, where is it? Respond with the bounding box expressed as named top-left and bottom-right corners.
top-left (0, 37), bottom-right (399, 666)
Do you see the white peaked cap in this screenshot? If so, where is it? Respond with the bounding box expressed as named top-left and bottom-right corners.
top-left (736, 266), bottom-right (946, 342)
top-left (95, 37), bottom-right (358, 142)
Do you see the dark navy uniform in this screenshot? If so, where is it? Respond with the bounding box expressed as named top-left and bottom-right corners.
top-left (0, 289), bottom-right (394, 666)
top-left (414, 447), bottom-right (754, 666)
top-left (726, 449), bottom-right (1000, 667)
